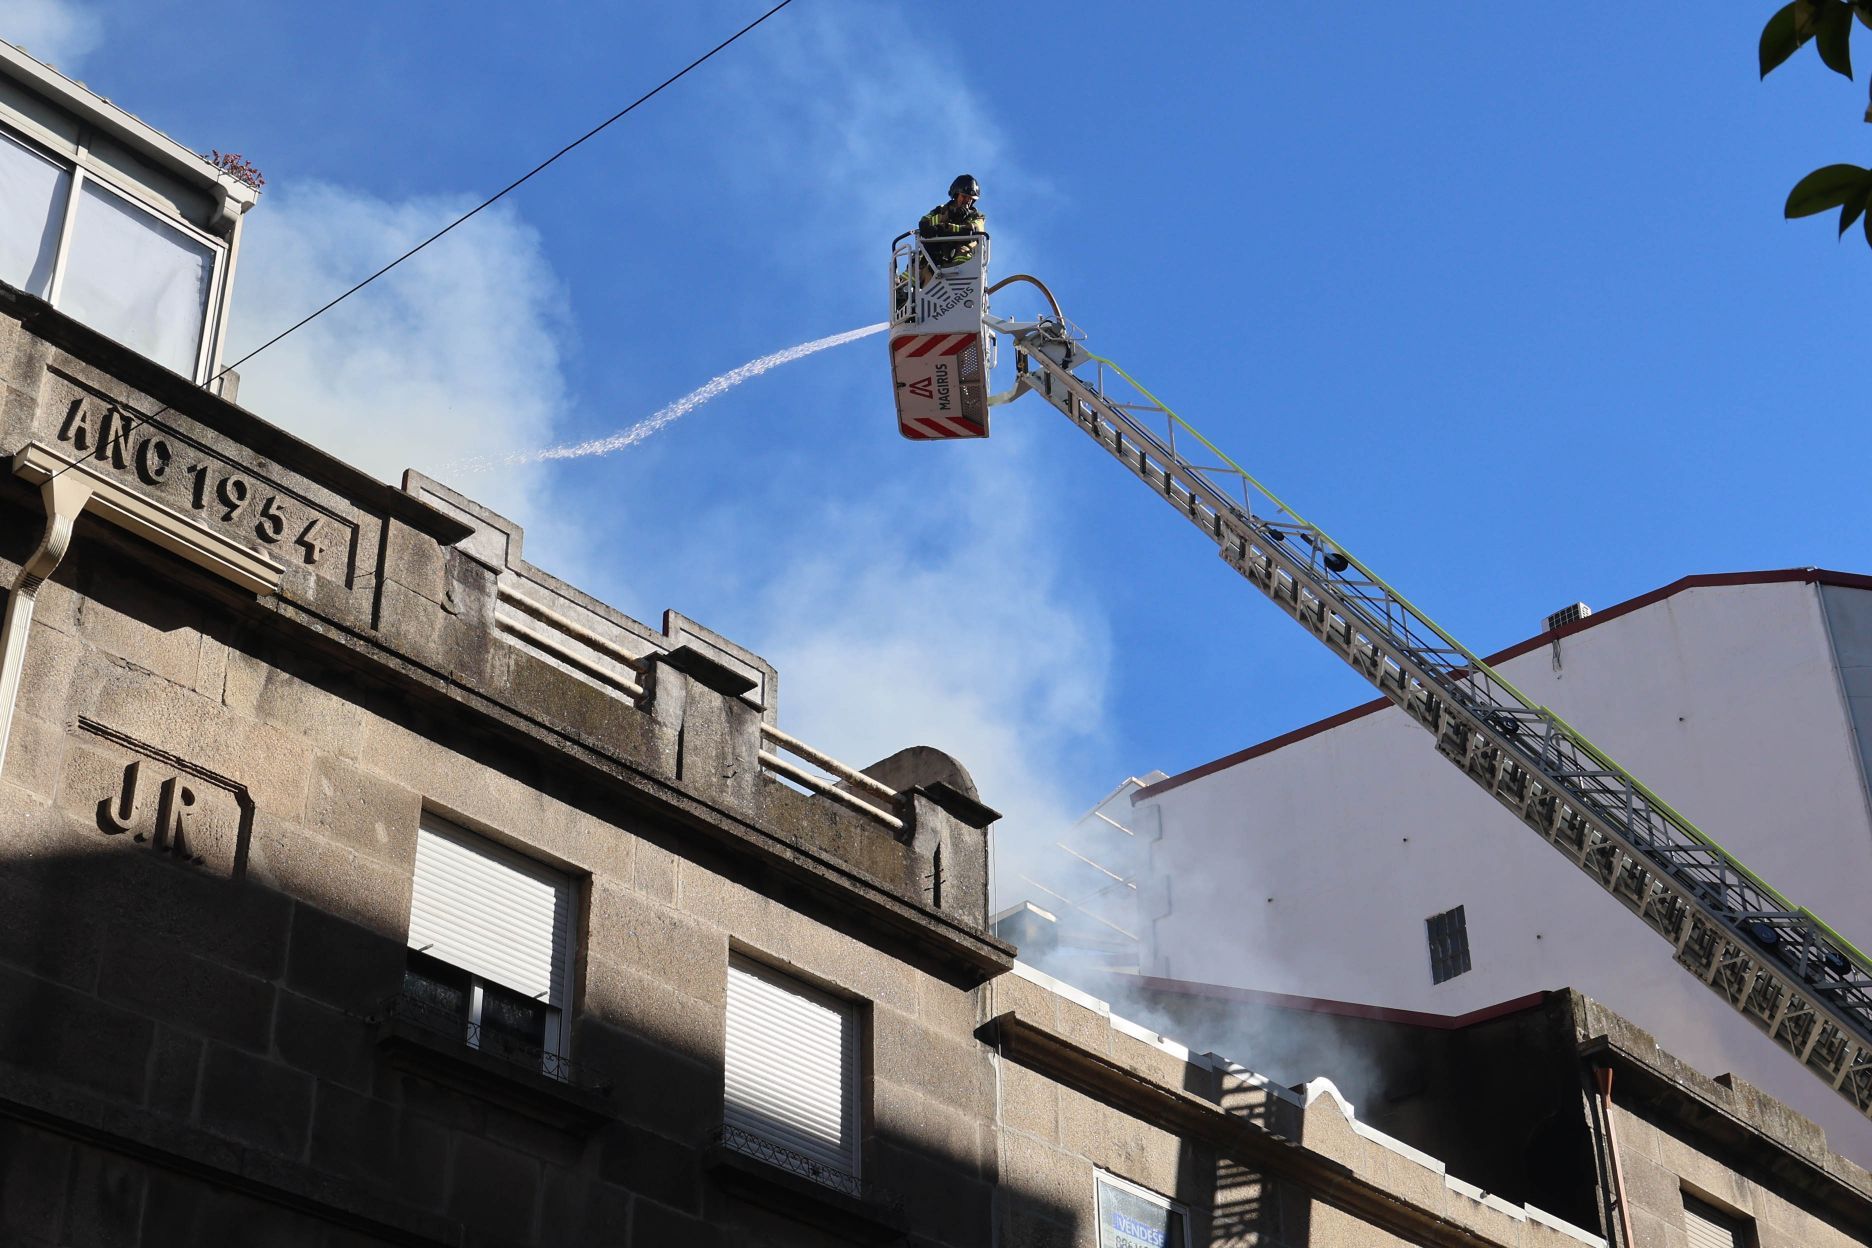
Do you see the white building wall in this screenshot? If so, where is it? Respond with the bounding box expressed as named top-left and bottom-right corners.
top-left (1139, 576), bottom-right (1872, 1164)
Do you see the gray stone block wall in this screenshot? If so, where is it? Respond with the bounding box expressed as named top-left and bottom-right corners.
top-left (0, 298), bottom-right (1016, 1245)
top-left (0, 496), bottom-right (1017, 1245)
top-left (1566, 994), bottom-right (1872, 1248)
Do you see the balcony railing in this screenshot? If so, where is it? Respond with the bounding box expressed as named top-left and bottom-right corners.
top-left (495, 583), bottom-right (649, 701)
top-left (710, 1123), bottom-right (902, 1215)
top-left (377, 991), bottom-right (607, 1092)
top-left (757, 723), bottom-right (905, 831)
top-left (491, 579), bottom-right (908, 833)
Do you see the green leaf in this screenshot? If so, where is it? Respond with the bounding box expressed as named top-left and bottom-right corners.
top-left (1762, 1), bottom-right (1805, 76)
top-left (1786, 163), bottom-right (1871, 216)
top-left (1817, 0), bottom-right (1855, 76)
top-left (1856, 0), bottom-right (1872, 31)
top-left (1861, 200), bottom-right (1872, 246)
top-left (1839, 196), bottom-right (1866, 236)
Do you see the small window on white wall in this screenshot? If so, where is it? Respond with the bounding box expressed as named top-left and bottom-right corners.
top-left (404, 814), bottom-right (573, 1078)
top-left (1094, 1171), bottom-right (1189, 1248)
top-left (723, 955), bottom-right (860, 1181)
top-left (1426, 904), bottom-right (1472, 984)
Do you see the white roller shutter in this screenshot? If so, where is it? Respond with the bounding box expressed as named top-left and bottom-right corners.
top-left (1682, 1195), bottom-right (1746, 1248)
top-left (408, 817), bottom-right (569, 1006)
top-left (724, 957), bottom-right (857, 1177)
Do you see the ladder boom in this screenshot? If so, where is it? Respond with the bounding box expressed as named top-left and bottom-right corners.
top-left (1006, 322), bottom-right (1872, 1123)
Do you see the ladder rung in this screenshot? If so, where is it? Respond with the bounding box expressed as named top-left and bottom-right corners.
top-left (1026, 346), bottom-right (1872, 1119)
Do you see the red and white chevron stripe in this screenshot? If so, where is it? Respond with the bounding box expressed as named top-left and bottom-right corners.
top-left (900, 414), bottom-right (986, 439)
top-left (892, 333), bottom-right (975, 359)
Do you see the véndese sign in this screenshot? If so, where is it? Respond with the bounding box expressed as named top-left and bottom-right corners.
top-left (1095, 1173), bottom-right (1185, 1248)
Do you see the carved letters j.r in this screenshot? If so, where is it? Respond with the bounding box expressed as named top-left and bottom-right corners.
top-left (98, 759), bottom-right (204, 865)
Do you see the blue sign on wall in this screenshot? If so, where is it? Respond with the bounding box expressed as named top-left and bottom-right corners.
top-left (1096, 1174), bottom-right (1185, 1248)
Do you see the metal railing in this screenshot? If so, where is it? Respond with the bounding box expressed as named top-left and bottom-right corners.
top-left (758, 722), bottom-right (905, 831)
top-left (711, 1123), bottom-right (903, 1214)
top-left (890, 230), bottom-right (991, 331)
top-left (378, 991), bottom-right (606, 1091)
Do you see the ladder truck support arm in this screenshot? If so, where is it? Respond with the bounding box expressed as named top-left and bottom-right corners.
top-left (986, 315), bottom-right (1872, 1124)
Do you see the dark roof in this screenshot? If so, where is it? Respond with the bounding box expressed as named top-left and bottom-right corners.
top-left (1136, 568), bottom-right (1872, 802)
top-left (1121, 971), bottom-right (1551, 1031)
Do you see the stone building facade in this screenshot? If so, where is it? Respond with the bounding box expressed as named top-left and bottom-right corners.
top-left (7, 256), bottom-right (1870, 1248)
top-left (2, 44), bottom-right (1868, 1248)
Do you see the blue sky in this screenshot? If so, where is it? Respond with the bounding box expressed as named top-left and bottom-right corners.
top-left (15, 1), bottom-right (1872, 885)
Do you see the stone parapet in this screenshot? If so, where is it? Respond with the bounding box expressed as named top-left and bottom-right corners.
top-left (0, 290), bottom-right (1006, 977)
top-left (1565, 989), bottom-right (1872, 1235)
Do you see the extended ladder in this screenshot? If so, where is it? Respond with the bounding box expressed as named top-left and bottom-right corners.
top-left (1004, 318), bottom-right (1872, 1122)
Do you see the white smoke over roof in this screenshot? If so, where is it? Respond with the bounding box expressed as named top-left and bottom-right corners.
top-left (224, 181), bottom-right (593, 582)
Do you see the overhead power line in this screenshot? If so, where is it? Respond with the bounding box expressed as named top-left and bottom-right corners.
top-left (222, 0), bottom-right (799, 377)
top-left (45, 0), bottom-right (798, 483)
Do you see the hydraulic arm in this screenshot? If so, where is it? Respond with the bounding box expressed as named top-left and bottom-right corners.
top-left (998, 313), bottom-right (1872, 1122)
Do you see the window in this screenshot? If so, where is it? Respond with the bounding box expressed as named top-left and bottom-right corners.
top-left (60, 179), bottom-right (215, 376)
top-left (723, 956), bottom-right (860, 1183)
top-left (0, 119), bottom-right (222, 379)
top-left (0, 128), bottom-right (67, 298)
top-left (404, 814), bottom-right (573, 1078)
top-left (1682, 1193), bottom-right (1753, 1248)
top-left (1094, 1171), bottom-right (1188, 1248)
top-left (1426, 904), bottom-right (1472, 984)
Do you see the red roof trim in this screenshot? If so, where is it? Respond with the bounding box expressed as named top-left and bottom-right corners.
top-left (1136, 567), bottom-right (1872, 801)
top-left (1124, 972), bottom-right (1551, 1030)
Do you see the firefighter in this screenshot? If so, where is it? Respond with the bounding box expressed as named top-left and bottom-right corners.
top-left (919, 174), bottom-right (986, 269)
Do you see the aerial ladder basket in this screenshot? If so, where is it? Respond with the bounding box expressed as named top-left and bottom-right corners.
top-left (888, 231), bottom-right (993, 440)
top-left (889, 239), bottom-right (1872, 1124)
